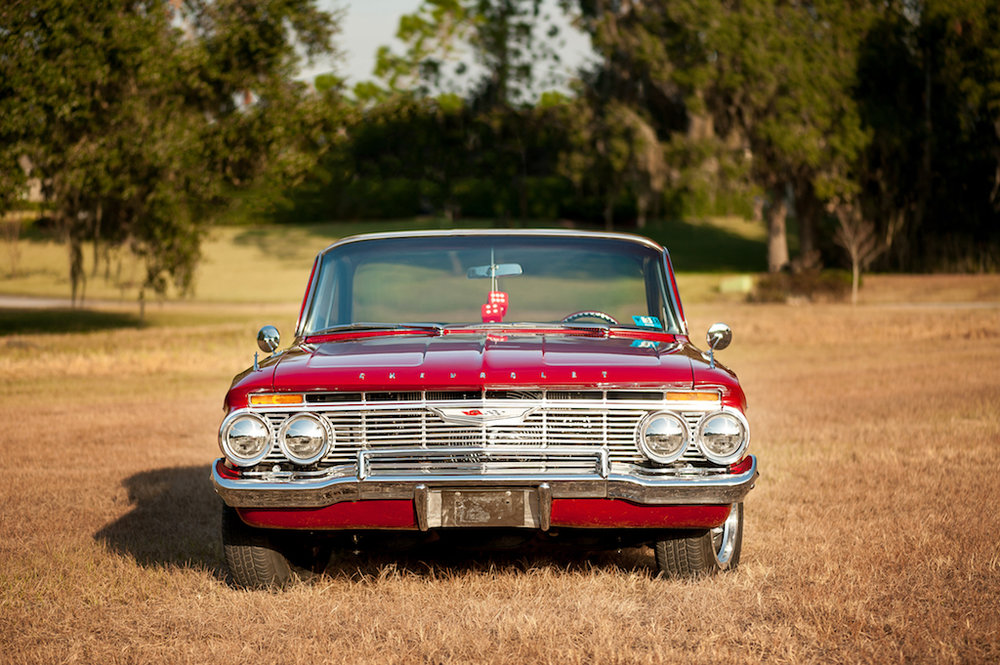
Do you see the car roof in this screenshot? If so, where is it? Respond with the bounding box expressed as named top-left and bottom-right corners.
top-left (316, 228), bottom-right (666, 257)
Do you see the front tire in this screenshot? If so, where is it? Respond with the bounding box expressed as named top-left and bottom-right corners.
top-left (653, 502), bottom-right (743, 578)
top-left (221, 505), bottom-right (329, 589)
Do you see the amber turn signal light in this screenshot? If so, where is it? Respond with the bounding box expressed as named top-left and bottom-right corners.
top-left (665, 391), bottom-right (718, 402)
top-left (249, 393), bottom-right (304, 406)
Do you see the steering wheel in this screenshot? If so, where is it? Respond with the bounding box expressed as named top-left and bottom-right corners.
top-left (561, 310), bottom-right (619, 325)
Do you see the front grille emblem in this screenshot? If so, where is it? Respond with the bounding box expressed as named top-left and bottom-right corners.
top-left (430, 406), bottom-right (537, 426)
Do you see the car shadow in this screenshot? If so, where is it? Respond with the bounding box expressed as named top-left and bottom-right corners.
top-left (95, 464), bottom-right (224, 578)
top-left (323, 546), bottom-right (657, 582)
top-left (318, 529), bottom-right (658, 581)
top-left (95, 464), bottom-right (657, 583)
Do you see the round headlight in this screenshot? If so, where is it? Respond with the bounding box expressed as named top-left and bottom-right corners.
top-left (278, 413), bottom-right (330, 465)
top-left (697, 410), bottom-right (749, 464)
top-left (637, 412), bottom-right (689, 464)
top-left (219, 413), bottom-right (271, 467)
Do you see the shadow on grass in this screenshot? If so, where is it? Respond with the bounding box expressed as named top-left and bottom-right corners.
top-left (95, 464), bottom-right (224, 577)
top-left (322, 542), bottom-right (657, 582)
top-left (96, 464), bottom-right (660, 582)
top-left (0, 308), bottom-right (144, 335)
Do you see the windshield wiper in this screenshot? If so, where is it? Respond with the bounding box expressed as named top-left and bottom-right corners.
top-left (443, 321), bottom-right (615, 334)
top-left (443, 321), bottom-right (556, 330)
top-left (309, 322), bottom-right (444, 335)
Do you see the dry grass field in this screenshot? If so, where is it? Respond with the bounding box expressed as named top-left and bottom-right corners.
top-left (2, 278), bottom-right (999, 664)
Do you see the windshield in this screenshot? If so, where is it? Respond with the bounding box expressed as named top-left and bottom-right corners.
top-left (302, 234), bottom-right (681, 334)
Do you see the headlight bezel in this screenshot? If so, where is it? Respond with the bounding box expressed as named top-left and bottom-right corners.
top-left (696, 408), bottom-right (750, 465)
top-left (636, 410), bottom-right (691, 465)
top-left (219, 411), bottom-right (272, 467)
top-left (278, 412), bottom-right (332, 465)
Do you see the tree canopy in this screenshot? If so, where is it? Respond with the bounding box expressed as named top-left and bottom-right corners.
top-left (4, 0), bottom-right (998, 295)
top-left (0, 0), bottom-right (340, 304)
top-left (324, 0), bottom-right (1000, 274)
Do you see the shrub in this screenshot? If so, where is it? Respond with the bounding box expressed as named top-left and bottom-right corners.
top-left (750, 269), bottom-right (852, 303)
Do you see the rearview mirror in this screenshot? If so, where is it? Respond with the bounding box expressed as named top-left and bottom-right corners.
top-left (467, 263), bottom-right (523, 279)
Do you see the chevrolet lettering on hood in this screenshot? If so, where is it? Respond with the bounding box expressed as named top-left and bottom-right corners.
top-left (213, 230), bottom-right (758, 588)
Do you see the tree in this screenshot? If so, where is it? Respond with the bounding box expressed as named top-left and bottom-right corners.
top-left (832, 198), bottom-right (884, 305)
top-left (0, 0), bottom-right (340, 306)
top-left (372, 0), bottom-right (562, 108)
top-left (569, 0), bottom-right (874, 269)
top-left (856, 0), bottom-right (1000, 271)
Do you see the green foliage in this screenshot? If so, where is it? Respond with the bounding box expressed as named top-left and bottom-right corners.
top-left (0, 0), bottom-right (340, 303)
top-left (856, 0), bottom-right (1000, 271)
top-left (372, 0), bottom-right (562, 107)
top-left (227, 0), bottom-right (1000, 275)
top-left (5, 0), bottom-right (998, 290)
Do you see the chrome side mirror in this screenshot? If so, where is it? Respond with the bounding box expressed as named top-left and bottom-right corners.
top-left (706, 323), bottom-right (732, 369)
top-left (707, 322), bottom-right (732, 351)
top-left (257, 325), bottom-right (280, 353)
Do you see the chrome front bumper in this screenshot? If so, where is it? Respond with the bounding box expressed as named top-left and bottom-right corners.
top-left (212, 453), bottom-right (758, 510)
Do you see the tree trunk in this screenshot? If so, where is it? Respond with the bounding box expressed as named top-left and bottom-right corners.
top-left (69, 238), bottom-right (85, 307)
top-left (91, 201), bottom-right (102, 277)
top-left (636, 191), bottom-right (648, 229)
top-left (794, 182), bottom-right (819, 264)
top-left (851, 260), bottom-right (860, 306)
top-left (64, 207), bottom-right (86, 307)
top-left (766, 188), bottom-right (790, 272)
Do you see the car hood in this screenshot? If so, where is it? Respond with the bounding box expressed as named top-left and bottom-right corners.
top-left (267, 333), bottom-right (699, 392)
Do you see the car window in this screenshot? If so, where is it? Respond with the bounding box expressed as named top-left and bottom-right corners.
top-left (304, 235), bottom-right (679, 333)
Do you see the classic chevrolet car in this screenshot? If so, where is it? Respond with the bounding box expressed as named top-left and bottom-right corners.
top-left (213, 230), bottom-right (757, 587)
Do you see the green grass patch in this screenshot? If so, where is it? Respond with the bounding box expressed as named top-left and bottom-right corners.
top-left (1, 216), bottom-right (768, 306)
top-left (641, 216), bottom-right (767, 272)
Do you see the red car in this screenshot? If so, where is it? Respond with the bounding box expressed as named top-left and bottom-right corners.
top-left (213, 230), bottom-right (757, 587)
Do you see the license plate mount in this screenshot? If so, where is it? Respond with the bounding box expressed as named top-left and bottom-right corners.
top-left (428, 489), bottom-right (539, 528)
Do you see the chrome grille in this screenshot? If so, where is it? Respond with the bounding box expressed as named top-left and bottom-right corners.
top-left (360, 447), bottom-right (606, 478)
top-left (252, 390), bottom-right (718, 472)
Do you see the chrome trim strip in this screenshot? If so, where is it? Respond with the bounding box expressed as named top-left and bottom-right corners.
top-left (414, 484), bottom-right (429, 531)
top-left (295, 230), bottom-right (676, 341)
top-left (315, 229), bottom-right (666, 260)
top-left (295, 255), bottom-right (321, 338)
top-left (249, 395), bottom-right (719, 412)
top-left (538, 483), bottom-right (552, 531)
top-left (358, 446), bottom-right (606, 479)
top-left (357, 449), bottom-right (367, 480)
top-left (662, 249), bottom-right (689, 335)
top-left (212, 455), bottom-right (758, 510)
top-left (244, 401), bottom-right (720, 470)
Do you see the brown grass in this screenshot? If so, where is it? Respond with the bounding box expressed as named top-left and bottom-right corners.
top-left (2, 284), bottom-right (999, 664)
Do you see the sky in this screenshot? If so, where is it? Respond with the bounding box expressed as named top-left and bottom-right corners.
top-left (301, 0), bottom-right (593, 91)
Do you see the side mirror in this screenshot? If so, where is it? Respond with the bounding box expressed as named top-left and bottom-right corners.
top-left (706, 322), bottom-right (732, 352)
top-left (257, 325), bottom-right (280, 353)
top-left (705, 323), bottom-right (732, 369)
